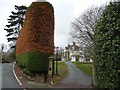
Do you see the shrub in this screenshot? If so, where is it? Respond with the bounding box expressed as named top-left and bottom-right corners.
top-left (2, 59), bottom-right (9, 63)
top-left (10, 50), bottom-right (16, 59)
top-left (16, 51), bottom-right (50, 73)
top-left (94, 1), bottom-right (120, 88)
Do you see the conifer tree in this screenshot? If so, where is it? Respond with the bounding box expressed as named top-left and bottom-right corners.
top-left (4, 5), bottom-right (27, 49)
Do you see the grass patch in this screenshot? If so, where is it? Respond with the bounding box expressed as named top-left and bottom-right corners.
top-left (58, 61), bottom-right (68, 77)
top-left (72, 62), bottom-right (92, 76)
top-left (52, 61), bottom-right (68, 83)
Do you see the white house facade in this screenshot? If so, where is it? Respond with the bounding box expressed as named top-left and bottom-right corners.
top-left (61, 42), bottom-right (92, 62)
top-left (61, 42), bottom-right (84, 62)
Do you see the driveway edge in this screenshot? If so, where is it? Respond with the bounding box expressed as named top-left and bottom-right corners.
top-left (13, 62), bottom-right (22, 85)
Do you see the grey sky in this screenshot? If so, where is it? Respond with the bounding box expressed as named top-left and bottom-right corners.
top-left (0, 0), bottom-right (111, 50)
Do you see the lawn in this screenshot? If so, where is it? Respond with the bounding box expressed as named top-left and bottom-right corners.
top-left (72, 62), bottom-right (92, 76)
top-left (52, 61), bottom-right (68, 83)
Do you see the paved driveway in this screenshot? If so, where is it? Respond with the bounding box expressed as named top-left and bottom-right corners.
top-left (54, 62), bottom-right (92, 88)
top-left (2, 63), bottom-right (22, 88)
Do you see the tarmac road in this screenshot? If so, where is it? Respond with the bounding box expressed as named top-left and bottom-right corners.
top-left (54, 61), bottom-right (92, 88)
top-left (2, 62), bottom-right (92, 88)
top-left (0, 64), bottom-right (2, 90)
top-left (2, 63), bottom-right (22, 89)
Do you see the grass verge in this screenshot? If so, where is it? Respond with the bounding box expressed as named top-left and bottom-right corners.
top-left (72, 62), bottom-right (92, 76)
top-left (52, 61), bottom-right (68, 84)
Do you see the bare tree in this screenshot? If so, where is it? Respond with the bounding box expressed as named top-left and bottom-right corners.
top-left (70, 6), bottom-right (104, 57)
top-left (58, 46), bottom-right (64, 55)
top-left (69, 5), bottom-right (105, 86)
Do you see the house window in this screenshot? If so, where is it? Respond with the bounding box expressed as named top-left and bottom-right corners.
top-left (72, 47), bottom-right (75, 50)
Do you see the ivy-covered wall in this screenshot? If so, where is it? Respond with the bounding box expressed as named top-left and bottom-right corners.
top-left (94, 1), bottom-right (120, 88)
top-left (16, 2), bottom-right (54, 72)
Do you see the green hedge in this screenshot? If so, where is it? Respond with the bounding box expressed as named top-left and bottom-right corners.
top-left (94, 1), bottom-right (120, 88)
top-left (16, 51), bottom-right (50, 73)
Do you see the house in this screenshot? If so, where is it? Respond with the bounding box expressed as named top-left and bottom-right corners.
top-left (61, 42), bottom-right (84, 62)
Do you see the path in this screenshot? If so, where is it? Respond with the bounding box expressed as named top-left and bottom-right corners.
top-left (54, 61), bottom-right (92, 88)
top-left (2, 63), bottom-right (22, 88)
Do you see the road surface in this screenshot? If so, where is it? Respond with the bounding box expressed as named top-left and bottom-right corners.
top-left (2, 63), bottom-right (22, 89)
top-left (0, 64), bottom-right (2, 90)
top-left (54, 62), bottom-right (92, 88)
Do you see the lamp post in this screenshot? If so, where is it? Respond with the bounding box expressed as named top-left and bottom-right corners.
top-left (55, 47), bottom-right (59, 75)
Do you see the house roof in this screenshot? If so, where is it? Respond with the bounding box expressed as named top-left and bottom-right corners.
top-left (65, 42), bottom-right (79, 50)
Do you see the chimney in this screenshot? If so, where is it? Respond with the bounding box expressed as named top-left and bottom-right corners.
top-left (73, 42), bottom-right (75, 45)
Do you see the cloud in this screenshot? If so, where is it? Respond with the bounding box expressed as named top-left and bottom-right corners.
top-left (51, 0), bottom-right (74, 47)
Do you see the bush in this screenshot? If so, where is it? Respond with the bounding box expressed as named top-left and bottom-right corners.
top-left (10, 50), bottom-right (16, 59)
top-left (94, 1), bottom-right (120, 88)
top-left (2, 59), bottom-right (9, 63)
top-left (16, 51), bottom-right (50, 73)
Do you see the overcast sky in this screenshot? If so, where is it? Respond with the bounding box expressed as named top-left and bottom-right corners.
top-left (0, 0), bottom-right (111, 50)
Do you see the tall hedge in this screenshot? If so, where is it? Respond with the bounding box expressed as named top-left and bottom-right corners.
top-left (16, 51), bottom-right (50, 72)
top-left (94, 1), bottom-right (120, 88)
top-left (16, 2), bottom-right (54, 73)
